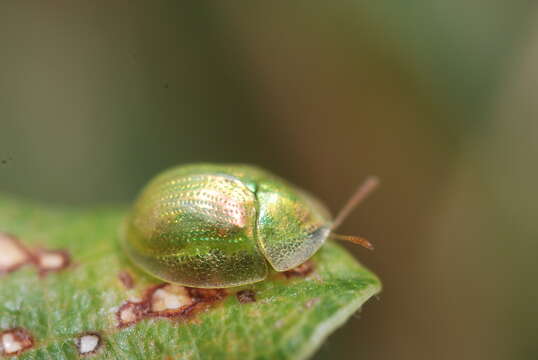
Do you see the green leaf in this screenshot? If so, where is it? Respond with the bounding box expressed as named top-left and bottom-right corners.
top-left (0, 194), bottom-right (381, 360)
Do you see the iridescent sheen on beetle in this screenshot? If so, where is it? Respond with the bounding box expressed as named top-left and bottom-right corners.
top-left (122, 164), bottom-right (333, 288)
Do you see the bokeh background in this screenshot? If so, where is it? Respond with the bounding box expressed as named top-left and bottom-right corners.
top-left (1, 1), bottom-right (537, 359)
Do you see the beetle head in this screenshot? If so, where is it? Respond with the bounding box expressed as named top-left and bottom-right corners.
top-left (255, 178), bottom-right (331, 272)
top-left (256, 176), bottom-right (378, 272)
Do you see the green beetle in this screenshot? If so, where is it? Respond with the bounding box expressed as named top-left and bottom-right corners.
top-left (122, 163), bottom-right (377, 288)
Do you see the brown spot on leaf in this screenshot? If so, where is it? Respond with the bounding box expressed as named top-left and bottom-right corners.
top-left (117, 301), bottom-right (149, 328)
top-left (283, 260), bottom-right (314, 278)
top-left (0, 232), bottom-right (72, 277)
top-left (116, 284), bottom-right (227, 328)
top-left (188, 287), bottom-right (227, 303)
top-left (151, 284), bottom-right (194, 314)
top-left (0, 233), bottom-right (32, 274)
top-left (236, 289), bottom-right (256, 304)
top-left (118, 271), bottom-right (134, 289)
top-left (0, 328), bottom-right (34, 356)
top-left (75, 332), bottom-right (102, 356)
top-left (34, 249), bottom-right (70, 275)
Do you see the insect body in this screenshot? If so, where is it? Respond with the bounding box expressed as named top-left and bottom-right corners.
top-left (122, 164), bottom-right (377, 288)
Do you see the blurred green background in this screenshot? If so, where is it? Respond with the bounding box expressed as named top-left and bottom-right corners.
top-left (1, 1), bottom-right (537, 359)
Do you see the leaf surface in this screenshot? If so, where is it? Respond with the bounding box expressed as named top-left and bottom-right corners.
top-left (0, 195), bottom-right (380, 359)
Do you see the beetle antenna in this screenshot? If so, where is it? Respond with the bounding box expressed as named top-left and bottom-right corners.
top-left (330, 233), bottom-right (374, 250)
top-left (331, 176), bottom-right (379, 230)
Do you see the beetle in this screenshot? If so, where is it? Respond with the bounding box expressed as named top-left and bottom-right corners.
top-left (122, 163), bottom-right (378, 288)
